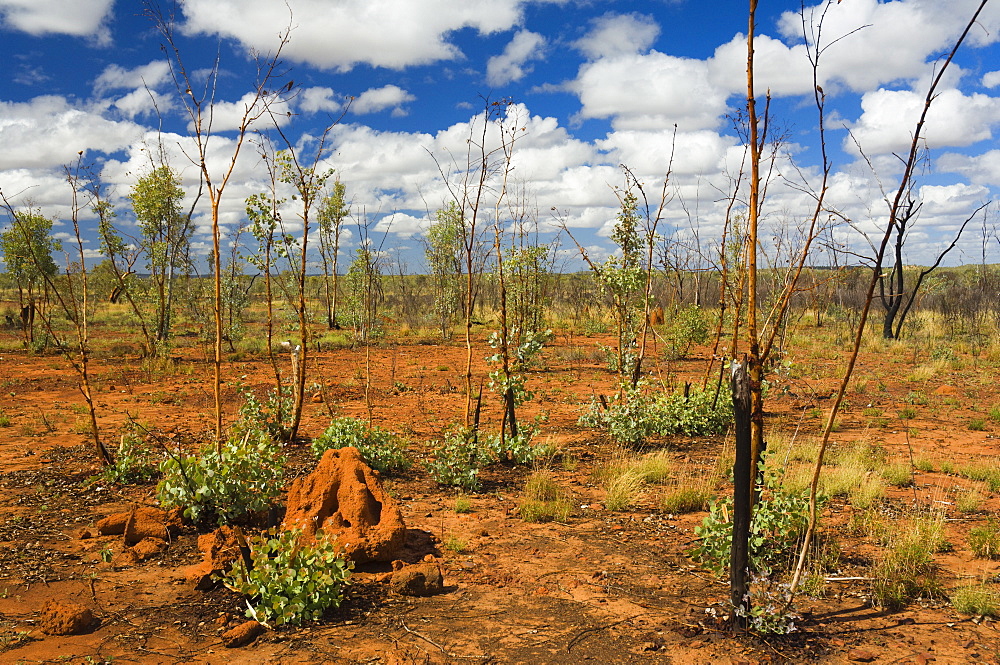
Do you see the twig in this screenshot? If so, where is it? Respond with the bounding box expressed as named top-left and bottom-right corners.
top-left (566, 614), bottom-right (648, 652)
top-left (400, 620), bottom-right (447, 654)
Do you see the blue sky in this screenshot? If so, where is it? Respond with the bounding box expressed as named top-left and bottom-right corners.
top-left (2, 0), bottom-right (1000, 273)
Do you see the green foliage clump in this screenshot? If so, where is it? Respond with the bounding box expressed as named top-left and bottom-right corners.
top-left (157, 431), bottom-right (285, 524)
top-left (580, 382), bottom-right (732, 446)
top-left (482, 424), bottom-right (547, 465)
top-left (310, 417), bottom-right (410, 474)
top-left (664, 305), bottom-right (709, 359)
top-left (97, 425), bottom-right (160, 485)
top-left (234, 384), bottom-right (294, 441)
top-left (425, 428), bottom-right (490, 491)
top-left (486, 328), bottom-right (552, 407)
top-left (693, 464), bottom-right (814, 577)
top-left (221, 528), bottom-right (352, 626)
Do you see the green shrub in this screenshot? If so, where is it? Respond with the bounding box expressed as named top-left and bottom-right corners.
top-left (693, 464), bottom-right (813, 576)
top-left (482, 427), bottom-right (543, 465)
top-left (234, 384), bottom-right (294, 441)
top-left (580, 382), bottom-right (732, 446)
top-left (311, 417), bottom-right (410, 474)
top-left (157, 431), bottom-right (285, 524)
top-left (425, 428), bottom-right (489, 491)
top-left (97, 425), bottom-right (160, 485)
top-left (221, 528), bottom-right (352, 626)
top-left (664, 305), bottom-right (709, 359)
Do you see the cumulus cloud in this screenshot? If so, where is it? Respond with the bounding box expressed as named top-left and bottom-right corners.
top-left (110, 88), bottom-right (174, 119)
top-left (487, 30), bottom-right (545, 86)
top-left (179, 0), bottom-right (526, 70)
top-left (0, 96), bottom-right (144, 170)
top-left (298, 86), bottom-right (343, 114)
top-left (0, 0), bottom-right (115, 42)
top-left (374, 212), bottom-right (430, 236)
top-left (574, 13), bottom-right (659, 60)
top-left (569, 52), bottom-right (729, 131)
top-left (351, 85), bottom-right (415, 115)
top-left (847, 87), bottom-right (1000, 155)
top-left (199, 91), bottom-right (294, 133)
top-left (94, 61), bottom-right (172, 94)
top-left (938, 149), bottom-right (1000, 186)
top-left (776, 0), bottom-right (1000, 92)
top-left (984, 71), bottom-right (1000, 88)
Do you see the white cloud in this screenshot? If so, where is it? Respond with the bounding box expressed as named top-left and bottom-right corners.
top-left (94, 61), bottom-right (172, 94)
top-left (774, 0), bottom-right (1000, 93)
top-left (918, 182), bottom-right (990, 214)
top-left (938, 149), bottom-right (1000, 186)
top-left (0, 0), bottom-right (114, 42)
top-left (487, 30), bottom-right (545, 86)
top-left (200, 91), bottom-right (294, 133)
top-left (0, 96), bottom-right (144, 170)
top-left (351, 85), bottom-right (415, 115)
top-left (574, 13), bottom-right (659, 60)
top-left (598, 130), bottom-right (736, 177)
top-left (374, 212), bottom-right (430, 236)
top-left (110, 88), bottom-right (174, 119)
top-left (708, 34), bottom-right (813, 98)
top-left (298, 87), bottom-right (343, 114)
top-left (179, 0), bottom-right (526, 71)
top-left (984, 71), bottom-right (1000, 88)
top-left (570, 52), bottom-right (729, 131)
top-left (847, 87), bottom-right (1000, 155)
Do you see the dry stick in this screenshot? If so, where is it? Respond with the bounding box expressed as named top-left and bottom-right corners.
top-left (787, 0), bottom-right (990, 598)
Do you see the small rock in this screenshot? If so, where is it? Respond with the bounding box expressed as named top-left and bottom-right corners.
top-left (78, 528), bottom-right (93, 540)
top-left (221, 620), bottom-right (265, 648)
top-left (124, 506), bottom-right (169, 546)
top-left (96, 512), bottom-right (129, 536)
top-left (915, 653), bottom-right (935, 665)
top-left (847, 648), bottom-right (876, 662)
top-left (389, 561), bottom-right (445, 596)
top-left (131, 537), bottom-right (168, 561)
top-left (111, 548), bottom-right (140, 568)
top-left (40, 600), bottom-right (94, 635)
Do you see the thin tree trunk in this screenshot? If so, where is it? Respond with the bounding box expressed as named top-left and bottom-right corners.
top-left (730, 360), bottom-right (752, 628)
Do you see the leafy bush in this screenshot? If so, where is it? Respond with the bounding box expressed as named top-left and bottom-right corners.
top-left (693, 465), bottom-right (813, 576)
top-left (234, 384), bottom-right (294, 440)
top-left (311, 417), bottom-right (411, 474)
top-left (664, 305), bottom-right (709, 359)
top-left (221, 528), bottom-right (352, 626)
top-left (425, 428), bottom-right (490, 491)
top-left (580, 382), bottom-right (732, 446)
top-left (97, 425), bottom-right (160, 485)
top-left (482, 424), bottom-right (546, 465)
top-left (157, 431), bottom-right (285, 524)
